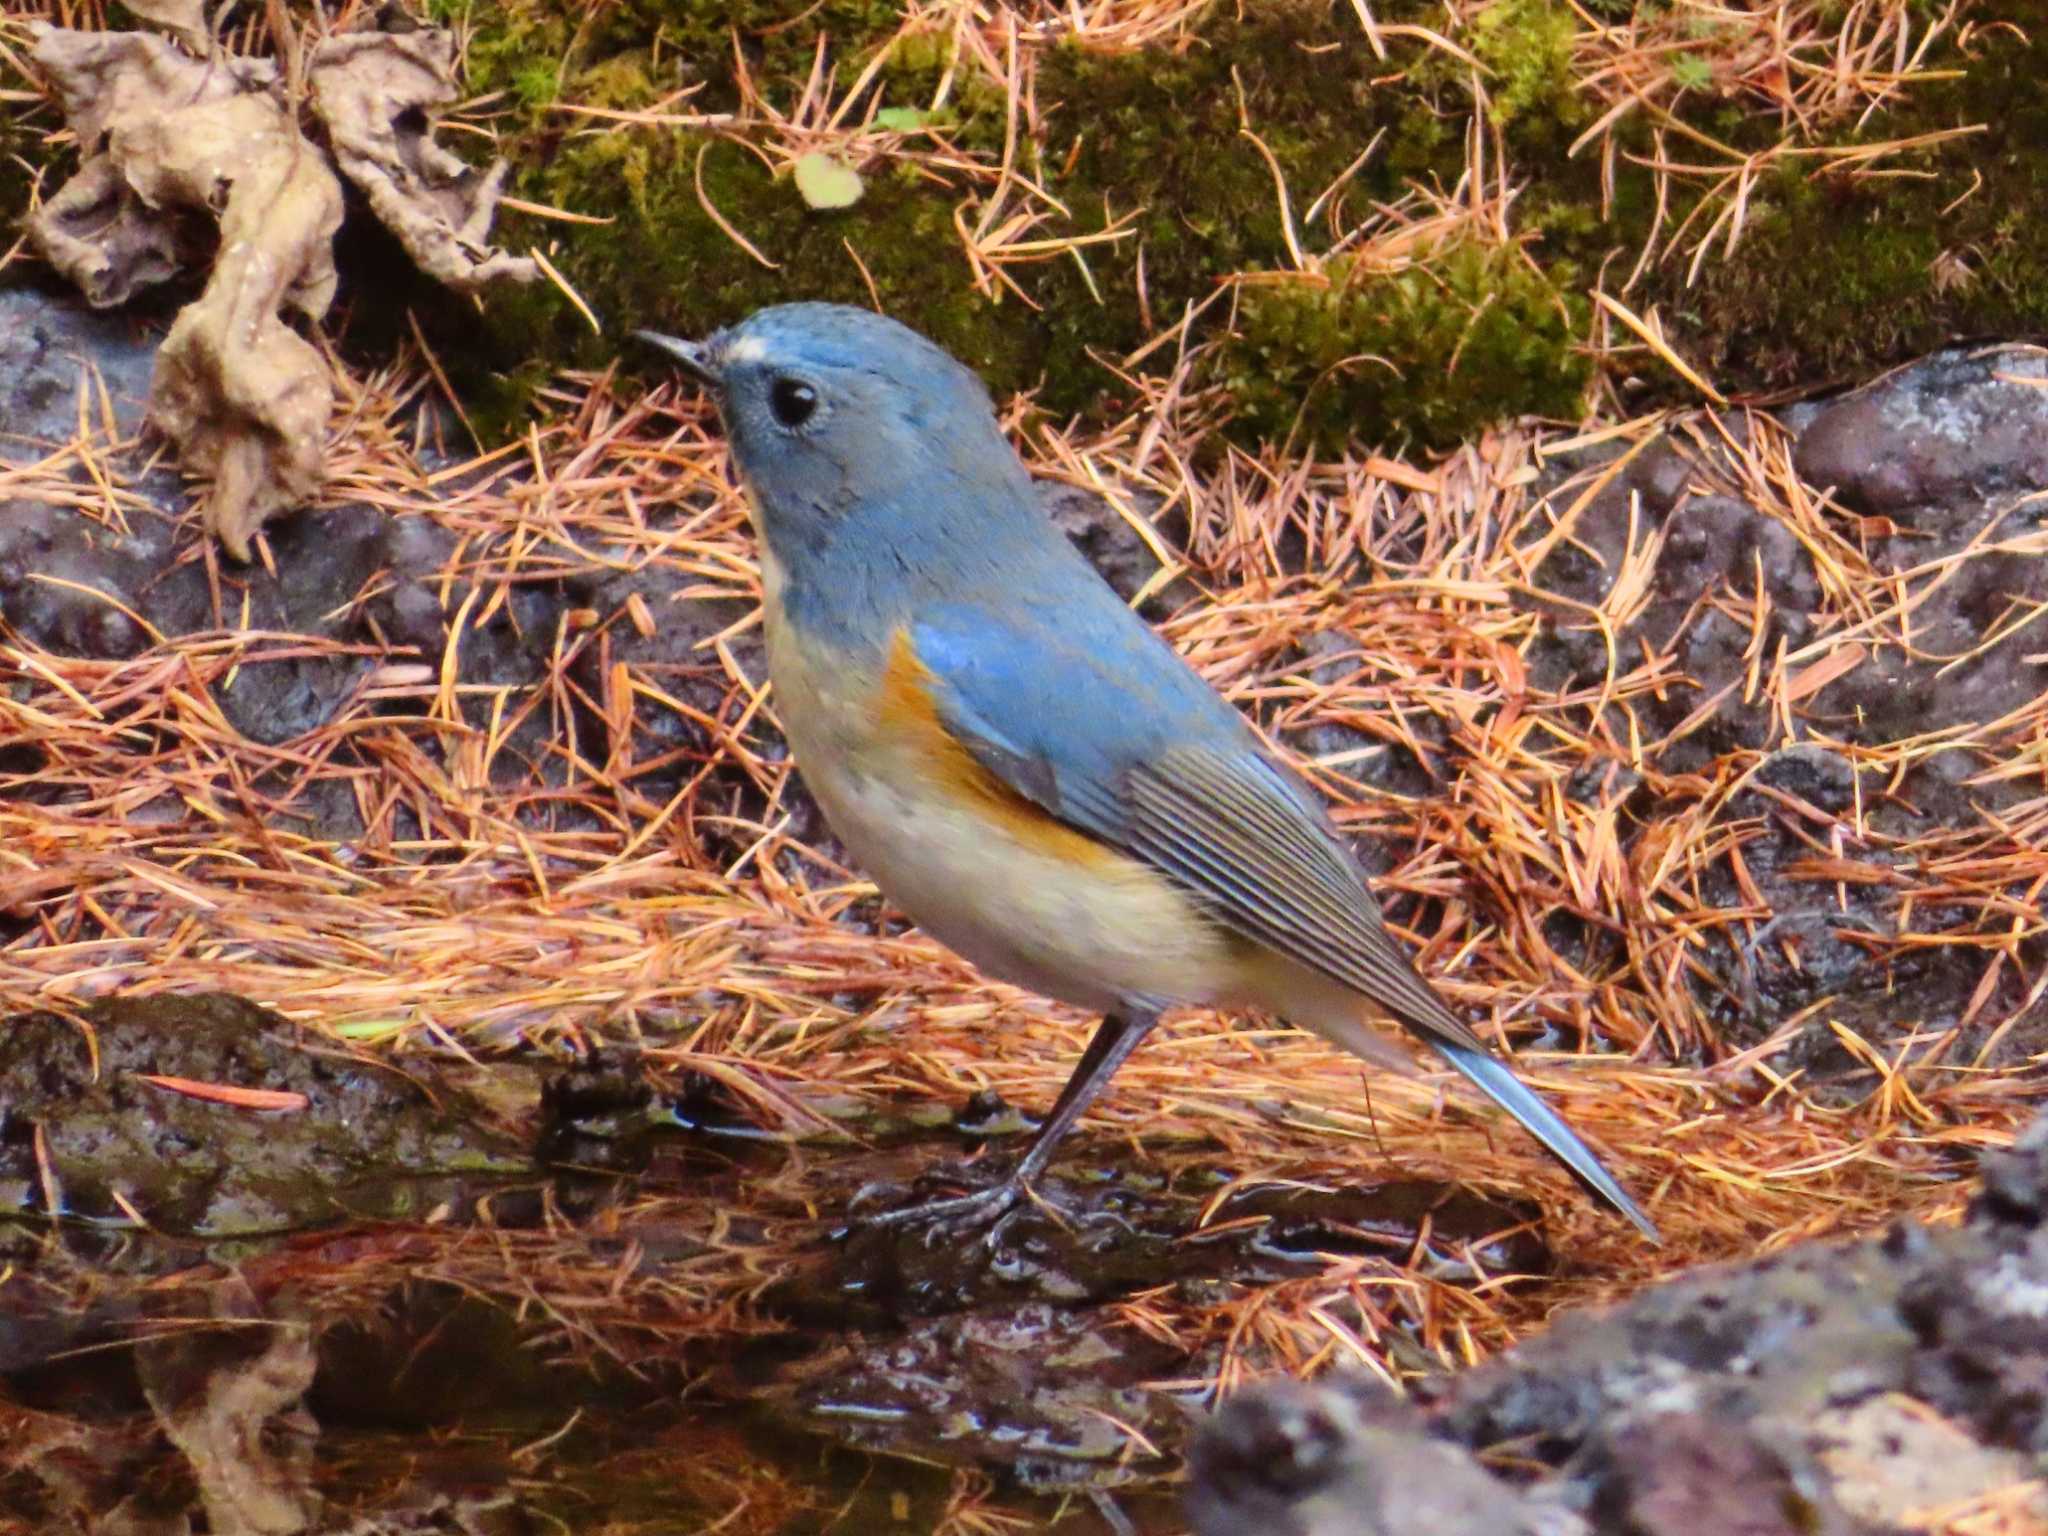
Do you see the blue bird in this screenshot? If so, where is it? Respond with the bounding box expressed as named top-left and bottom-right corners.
top-left (637, 304), bottom-right (1657, 1244)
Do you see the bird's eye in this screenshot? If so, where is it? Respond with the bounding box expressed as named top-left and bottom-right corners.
top-left (769, 376), bottom-right (818, 428)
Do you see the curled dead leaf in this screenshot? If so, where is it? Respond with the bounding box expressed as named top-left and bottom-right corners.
top-left (118, 0), bottom-right (210, 54)
top-left (26, 15), bottom-right (539, 563)
top-left (130, 89), bottom-right (342, 562)
top-left (26, 24), bottom-right (277, 307)
top-left (308, 31), bottom-right (539, 293)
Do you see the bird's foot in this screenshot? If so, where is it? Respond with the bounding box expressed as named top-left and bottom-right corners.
top-left (849, 1166), bottom-right (1038, 1249)
top-left (849, 1166), bottom-right (1145, 1251)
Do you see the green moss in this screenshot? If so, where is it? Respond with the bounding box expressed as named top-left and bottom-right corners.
top-left (1627, 14), bottom-right (2048, 388)
top-left (459, 8), bottom-right (1459, 431)
top-left (480, 123), bottom-right (1047, 386)
top-left (510, 57), bottom-right (561, 108)
top-left (298, 0), bottom-right (2048, 449)
top-left (1469, 0), bottom-right (1586, 128)
top-left (14, 0), bottom-right (2040, 458)
top-left (464, 0), bottom-right (917, 126)
top-left (463, 358), bottom-right (554, 446)
top-left (1224, 243), bottom-right (1592, 454)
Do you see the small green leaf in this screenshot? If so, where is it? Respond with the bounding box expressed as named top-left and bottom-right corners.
top-left (332, 1018), bottom-right (408, 1042)
top-left (873, 106), bottom-right (927, 132)
top-left (794, 152), bottom-right (865, 210)
top-left (1669, 53), bottom-right (1712, 91)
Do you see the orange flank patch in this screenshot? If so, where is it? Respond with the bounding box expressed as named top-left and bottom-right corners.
top-left (878, 629), bottom-right (1119, 867)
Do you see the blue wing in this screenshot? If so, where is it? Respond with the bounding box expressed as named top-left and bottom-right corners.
top-left (909, 599), bottom-right (1660, 1242)
top-left (907, 600), bottom-right (1491, 1056)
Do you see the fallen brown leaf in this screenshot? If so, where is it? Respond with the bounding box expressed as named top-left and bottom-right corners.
top-left (308, 30), bottom-right (539, 293)
top-left (26, 15), bottom-right (537, 563)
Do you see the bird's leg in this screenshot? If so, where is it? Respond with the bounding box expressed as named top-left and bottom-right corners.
top-left (858, 1006), bottom-right (1162, 1242)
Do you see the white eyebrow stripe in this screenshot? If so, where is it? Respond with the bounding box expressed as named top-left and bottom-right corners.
top-left (725, 335), bottom-right (767, 364)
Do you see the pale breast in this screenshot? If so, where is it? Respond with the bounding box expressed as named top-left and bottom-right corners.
top-left (759, 573), bottom-right (1245, 1016)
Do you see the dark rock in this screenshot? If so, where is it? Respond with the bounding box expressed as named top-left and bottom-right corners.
top-left (1512, 486), bottom-right (1765, 781)
top-left (1187, 1379), bottom-right (1547, 1536)
top-left (1750, 744), bottom-right (1870, 817)
top-left (1039, 478), bottom-right (1194, 614)
top-left (1288, 626), bottom-right (1448, 811)
top-left (1505, 374), bottom-right (2048, 1061)
top-left (1793, 345), bottom-right (2048, 519)
top-left (1190, 1115), bottom-right (2048, 1535)
top-left (0, 284), bottom-right (160, 448)
top-left (1973, 1112), bottom-right (2048, 1231)
top-left (1521, 480), bottom-right (1823, 767)
top-left (560, 570), bottom-right (759, 792)
top-left (1625, 437), bottom-right (1701, 518)
top-left (1773, 398), bottom-right (1830, 438)
top-left (0, 992), bottom-right (527, 1247)
top-left (1668, 495), bottom-right (1820, 615)
top-left (0, 506), bottom-right (156, 657)
top-left (348, 512), bottom-right (464, 655)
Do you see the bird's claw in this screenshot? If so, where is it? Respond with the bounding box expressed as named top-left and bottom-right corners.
top-left (853, 1170), bottom-right (1032, 1248)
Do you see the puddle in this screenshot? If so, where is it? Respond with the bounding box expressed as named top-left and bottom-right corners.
top-left (0, 995), bottom-right (1539, 1531)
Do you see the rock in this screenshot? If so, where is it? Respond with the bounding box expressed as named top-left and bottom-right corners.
top-left (561, 570), bottom-right (760, 796)
top-left (1806, 1394), bottom-right (2041, 1530)
top-left (0, 992), bottom-right (527, 1248)
top-left (1749, 743), bottom-right (1871, 816)
top-left (1039, 478), bottom-right (1194, 613)
top-left (1187, 1380), bottom-right (1561, 1536)
top-left (0, 288), bottom-right (774, 839)
top-left (1498, 360), bottom-right (2048, 1063)
top-left (0, 283), bottom-right (160, 447)
top-left (1188, 1114), bottom-right (2048, 1535)
top-left (1582, 1410), bottom-right (1851, 1536)
top-left (1793, 345), bottom-right (2048, 519)
top-left (0, 506), bottom-right (156, 658)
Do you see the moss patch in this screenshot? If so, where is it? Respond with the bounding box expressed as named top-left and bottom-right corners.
top-left (1468, 0), bottom-right (1586, 130)
top-left (8, 0), bottom-right (2048, 453)
top-left (1224, 243), bottom-right (1592, 452)
top-left (458, 5), bottom-right (1598, 450)
top-left (1633, 19), bottom-right (2048, 389)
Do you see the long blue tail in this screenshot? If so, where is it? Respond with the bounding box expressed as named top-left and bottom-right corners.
top-left (1434, 1040), bottom-right (1660, 1243)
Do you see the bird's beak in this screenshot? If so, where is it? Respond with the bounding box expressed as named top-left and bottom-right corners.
top-left (634, 329), bottom-right (722, 389)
